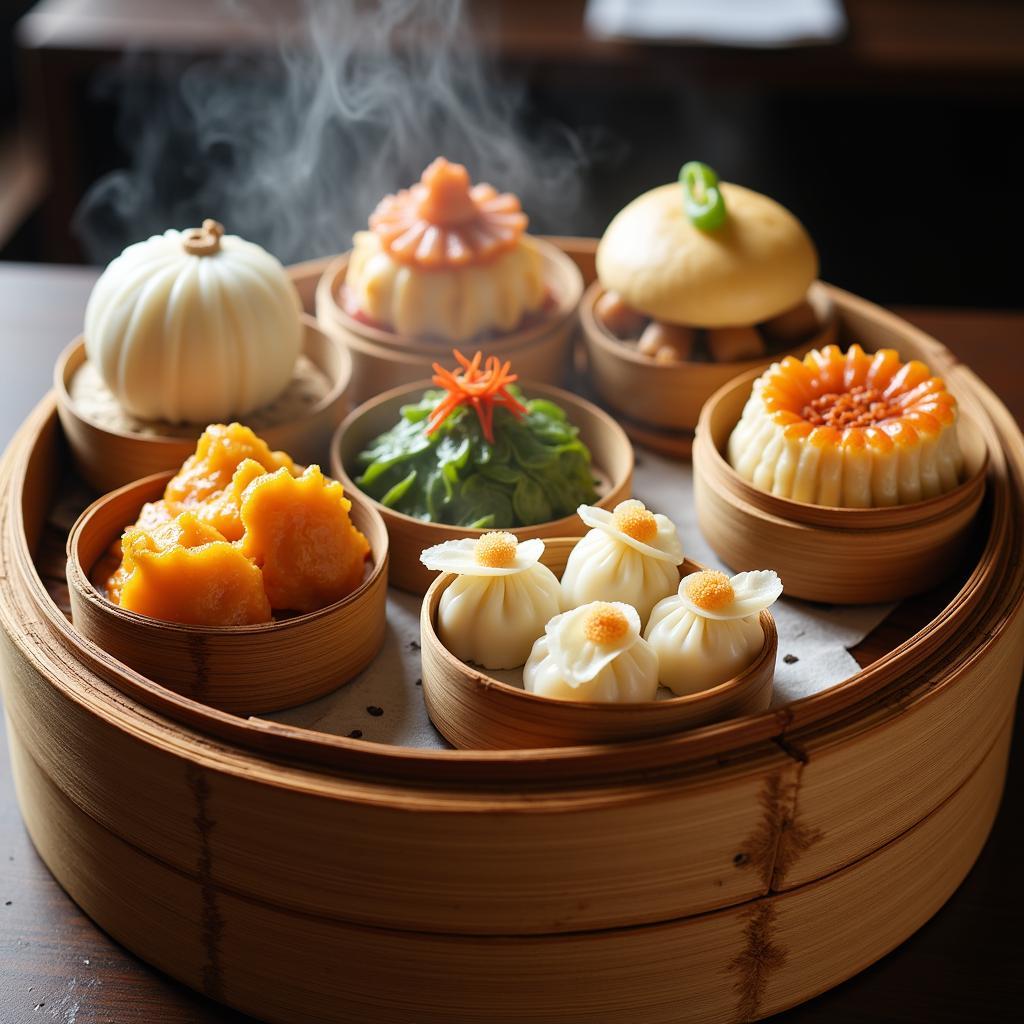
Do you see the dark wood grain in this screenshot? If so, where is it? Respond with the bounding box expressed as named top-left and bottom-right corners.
top-left (0, 262), bottom-right (1022, 1022)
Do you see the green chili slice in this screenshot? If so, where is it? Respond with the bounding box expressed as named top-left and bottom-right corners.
top-left (679, 161), bottom-right (726, 231)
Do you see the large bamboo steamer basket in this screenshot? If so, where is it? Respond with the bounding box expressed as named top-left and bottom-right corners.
top-left (64, 471), bottom-right (390, 715)
top-left (55, 313), bottom-right (351, 493)
top-left (421, 544), bottom-right (778, 749)
top-left (0, 247), bottom-right (1022, 1021)
top-left (316, 237), bottom-right (584, 404)
top-left (693, 372), bottom-right (989, 604)
top-left (331, 377), bottom-right (634, 594)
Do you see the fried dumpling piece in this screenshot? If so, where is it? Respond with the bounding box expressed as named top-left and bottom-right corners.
top-left (109, 511), bottom-right (272, 626)
top-left (164, 422), bottom-right (295, 508)
top-left (240, 465), bottom-right (370, 613)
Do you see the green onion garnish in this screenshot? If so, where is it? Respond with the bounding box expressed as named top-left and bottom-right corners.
top-left (679, 161), bottom-right (727, 231)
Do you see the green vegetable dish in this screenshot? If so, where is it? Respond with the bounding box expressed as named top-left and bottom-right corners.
top-left (354, 352), bottom-right (599, 528)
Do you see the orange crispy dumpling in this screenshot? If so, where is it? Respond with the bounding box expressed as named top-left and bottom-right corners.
top-left (109, 512), bottom-right (272, 626)
top-left (727, 344), bottom-right (964, 507)
top-left (240, 465), bottom-right (370, 613)
top-left (164, 422), bottom-right (295, 508)
top-left (190, 458), bottom-right (269, 542)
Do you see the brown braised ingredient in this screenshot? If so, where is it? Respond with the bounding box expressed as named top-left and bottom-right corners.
top-left (638, 321), bottom-right (696, 363)
top-left (761, 299), bottom-right (821, 347)
top-left (596, 290), bottom-right (648, 340)
top-left (706, 325), bottom-right (765, 362)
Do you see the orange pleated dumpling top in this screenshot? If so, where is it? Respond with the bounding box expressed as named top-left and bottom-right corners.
top-left (727, 344), bottom-right (964, 508)
top-left (103, 424), bottom-right (371, 624)
top-left (345, 157), bottom-right (545, 342)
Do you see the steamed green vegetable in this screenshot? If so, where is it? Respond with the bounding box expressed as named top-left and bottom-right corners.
top-left (354, 387), bottom-right (598, 528)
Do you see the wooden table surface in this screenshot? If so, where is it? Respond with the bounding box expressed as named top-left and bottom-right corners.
top-left (1, 262), bottom-right (1022, 1022)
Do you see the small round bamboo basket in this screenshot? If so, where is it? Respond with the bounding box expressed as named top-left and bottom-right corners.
top-left (579, 280), bottom-right (837, 447)
top-left (330, 378), bottom-right (634, 594)
top-left (693, 368), bottom-right (989, 605)
top-left (315, 237), bottom-right (584, 404)
top-left (55, 314), bottom-right (351, 494)
top-left (64, 471), bottom-right (389, 714)
top-left (421, 541), bottom-right (777, 749)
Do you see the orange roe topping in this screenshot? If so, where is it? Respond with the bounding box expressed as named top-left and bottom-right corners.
top-left (611, 500), bottom-right (658, 543)
top-left (473, 531), bottom-right (518, 568)
top-left (684, 571), bottom-right (735, 612)
top-left (369, 157), bottom-right (528, 270)
top-left (426, 349), bottom-right (527, 444)
top-left (762, 345), bottom-right (956, 435)
top-left (583, 604), bottom-right (630, 645)
top-left (801, 385), bottom-right (900, 428)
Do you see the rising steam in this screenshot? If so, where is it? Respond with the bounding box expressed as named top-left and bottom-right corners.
top-left (73, 0), bottom-right (599, 266)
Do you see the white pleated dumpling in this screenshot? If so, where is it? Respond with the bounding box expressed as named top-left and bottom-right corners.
top-left (421, 532), bottom-right (563, 669)
top-left (560, 499), bottom-right (684, 625)
top-left (644, 570), bottom-right (782, 696)
top-left (524, 602), bottom-right (659, 703)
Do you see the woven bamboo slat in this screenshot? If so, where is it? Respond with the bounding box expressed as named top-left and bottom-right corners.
top-left (55, 314), bottom-right (351, 493)
top-left (330, 378), bottom-right (634, 594)
top-left (0, 242), bottom-right (1022, 1023)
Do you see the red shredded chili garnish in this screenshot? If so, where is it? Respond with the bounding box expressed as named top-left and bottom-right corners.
top-left (426, 350), bottom-right (527, 444)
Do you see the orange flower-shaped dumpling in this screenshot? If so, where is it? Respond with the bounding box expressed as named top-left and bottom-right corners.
top-left (110, 512), bottom-right (272, 626)
top-left (345, 158), bottom-right (545, 342)
top-left (727, 344), bottom-right (964, 507)
top-left (240, 465), bottom-right (370, 613)
top-left (370, 157), bottom-right (527, 269)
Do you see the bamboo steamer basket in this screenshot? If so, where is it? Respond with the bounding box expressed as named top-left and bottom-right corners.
top-left (693, 365), bottom-right (988, 606)
top-left (1, 257), bottom-right (1023, 1022)
top-left (579, 280), bottom-right (836, 445)
top-left (422, 543), bottom-right (777, 749)
top-left (55, 313), bottom-right (351, 494)
top-left (64, 471), bottom-right (389, 715)
top-left (330, 378), bottom-right (634, 594)
top-left (315, 237), bottom-right (584, 403)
